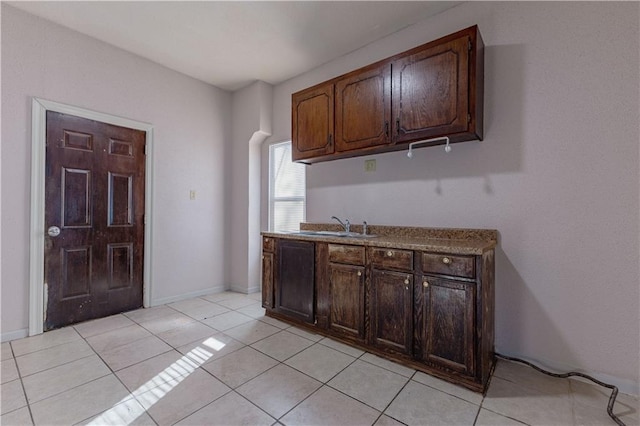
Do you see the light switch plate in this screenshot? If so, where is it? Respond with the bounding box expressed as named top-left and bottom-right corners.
top-left (189, 190), bottom-right (196, 200)
top-left (364, 159), bottom-right (376, 172)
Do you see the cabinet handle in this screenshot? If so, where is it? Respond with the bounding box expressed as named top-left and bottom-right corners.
top-left (357, 271), bottom-right (362, 277)
top-left (385, 121), bottom-right (389, 137)
top-left (442, 257), bottom-right (451, 264)
top-left (423, 281), bottom-right (429, 288)
top-left (328, 134), bottom-right (333, 146)
top-left (396, 118), bottom-right (400, 134)
top-left (265, 238), bottom-right (269, 242)
top-left (404, 278), bottom-right (409, 285)
top-left (387, 250), bottom-right (393, 257)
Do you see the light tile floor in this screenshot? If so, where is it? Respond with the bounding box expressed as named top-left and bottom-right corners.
top-left (1, 291), bottom-right (638, 426)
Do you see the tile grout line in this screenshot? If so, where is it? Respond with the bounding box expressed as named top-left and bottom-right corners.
top-left (48, 323), bottom-right (146, 425)
top-left (4, 295), bottom-right (267, 425)
top-left (7, 292), bottom-right (608, 426)
top-left (8, 343), bottom-right (37, 426)
top-left (190, 303), bottom-right (436, 426)
top-left (73, 296), bottom-right (254, 425)
top-left (157, 296), bottom-right (296, 424)
top-left (271, 344), bottom-right (367, 423)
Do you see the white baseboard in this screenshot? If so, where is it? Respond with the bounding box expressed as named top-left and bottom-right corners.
top-left (229, 284), bottom-right (250, 295)
top-left (1, 328), bottom-right (29, 343)
top-left (151, 285), bottom-right (226, 306)
top-left (497, 351), bottom-right (640, 396)
top-left (246, 284), bottom-right (261, 294)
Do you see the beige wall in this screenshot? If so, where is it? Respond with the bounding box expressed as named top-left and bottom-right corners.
top-left (1, 5), bottom-right (232, 338)
top-left (228, 81), bottom-right (272, 294)
top-left (2, 1), bottom-right (638, 395)
top-left (264, 2), bottom-right (639, 393)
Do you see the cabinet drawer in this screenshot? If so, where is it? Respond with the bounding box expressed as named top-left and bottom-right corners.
top-left (263, 237), bottom-right (275, 253)
top-left (422, 253), bottom-right (475, 278)
top-left (370, 248), bottom-right (413, 271)
top-left (328, 244), bottom-right (365, 265)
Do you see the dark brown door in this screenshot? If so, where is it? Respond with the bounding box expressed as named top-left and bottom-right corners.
top-left (335, 64), bottom-right (391, 152)
top-left (370, 270), bottom-right (413, 355)
top-left (392, 34), bottom-right (470, 143)
top-left (291, 83), bottom-right (334, 161)
top-left (421, 276), bottom-right (475, 375)
top-left (44, 111), bottom-right (145, 330)
top-left (328, 263), bottom-right (365, 341)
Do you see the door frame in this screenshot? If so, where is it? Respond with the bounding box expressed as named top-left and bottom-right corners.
top-left (29, 97), bottom-right (154, 336)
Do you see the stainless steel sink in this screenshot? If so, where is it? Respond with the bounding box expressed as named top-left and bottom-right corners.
top-left (284, 230), bottom-right (376, 238)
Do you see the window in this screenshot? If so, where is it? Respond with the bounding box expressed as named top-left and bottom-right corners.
top-left (269, 142), bottom-right (306, 232)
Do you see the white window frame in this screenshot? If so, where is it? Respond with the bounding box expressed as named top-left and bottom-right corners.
top-left (268, 141), bottom-right (306, 231)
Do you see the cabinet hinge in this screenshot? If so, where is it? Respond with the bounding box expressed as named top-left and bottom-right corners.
top-left (468, 40), bottom-right (472, 51)
top-left (468, 113), bottom-right (471, 123)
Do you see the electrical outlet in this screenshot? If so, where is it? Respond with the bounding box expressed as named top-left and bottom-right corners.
top-left (189, 190), bottom-right (196, 200)
top-left (364, 159), bottom-right (376, 172)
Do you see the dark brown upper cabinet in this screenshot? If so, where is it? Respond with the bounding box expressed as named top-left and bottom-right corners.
top-left (392, 33), bottom-right (473, 144)
top-left (291, 25), bottom-right (483, 164)
top-left (292, 82), bottom-right (335, 162)
top-left (335, 63), bottom-right (392, 153)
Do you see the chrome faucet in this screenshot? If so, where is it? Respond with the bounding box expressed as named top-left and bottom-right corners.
top-left (331, 216), bottom-right (350, 232)
top-left (362, 221), bottom-right (368, 235)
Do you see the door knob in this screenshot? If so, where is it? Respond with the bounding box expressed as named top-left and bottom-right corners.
top-left (47, 226), bottom-right (61, 237)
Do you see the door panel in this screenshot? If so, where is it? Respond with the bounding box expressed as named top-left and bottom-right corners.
top-left (62, 168), bottom-right (92, 227)
top-left (422, 276), bottom-right (475, 375)
top-left (370, 270), bottom-right (413, 354)
top-left (45, 111), bottom-right (145, 330)
top-left (328, 263), bottom-right (365, 340)
top-left (61, 247), bottom-right (92, 298)
top-left (107, 243), bottom-right (134, 289)
top-left (108, 172), bottom-right (133, 226)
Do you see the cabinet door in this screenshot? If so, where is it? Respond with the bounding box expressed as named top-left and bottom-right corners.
top-left (392, 34), bottom-right (470, 144)
top-left (421, 276), bottom-right (475, 375)
top-left (261, 252), bottom-right (274, 309)
top-left (335, 64), bottom-right (391, 152)
top-left (292, 83), bottom-right (334, 161)
top-left (328, 263), bottom-right (365, 340)
top-left (275, 240), bottom-right (315, 323)
top-left (370, 270), bottom-right (413, 354)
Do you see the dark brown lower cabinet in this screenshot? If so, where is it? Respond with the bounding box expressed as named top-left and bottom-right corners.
top-left (274, 239), bottom-right (315, 323)
top-left (328, 263), bottom-right (365, 341)
top-left (419, 275), bottom-right (475, 375)
top-left (370, 270), bottom-right (413, 355)
top-left (261, 252), bottom-right (274, 309)
top-left (261, 237), bottom-right (276, 309)
top-left (261, 233), bottom-right (495, 393)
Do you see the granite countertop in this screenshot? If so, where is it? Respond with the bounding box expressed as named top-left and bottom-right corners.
top-left (261, 223), bottom-right (497, 255)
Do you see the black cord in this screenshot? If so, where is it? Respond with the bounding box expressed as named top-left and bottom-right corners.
top-left (495, 353), bottom-right (625, 426)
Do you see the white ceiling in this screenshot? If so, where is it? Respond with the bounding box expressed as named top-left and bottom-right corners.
top-left (8, 1), bottom-right (462, 91)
